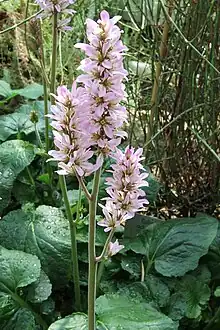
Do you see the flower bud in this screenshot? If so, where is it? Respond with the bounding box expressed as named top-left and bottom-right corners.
top-left (30, 110), bottom-right (39, 124)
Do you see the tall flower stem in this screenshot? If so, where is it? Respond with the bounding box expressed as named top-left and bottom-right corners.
top-left (88, 167), bottom-right (101, 330)
top-left (59, 175), bottom-right (81, 311)
top-left (49, 12), bottom-right (81, 309)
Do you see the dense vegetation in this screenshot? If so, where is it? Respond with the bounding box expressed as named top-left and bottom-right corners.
top-left (0, 0), bottom-right (219, 329)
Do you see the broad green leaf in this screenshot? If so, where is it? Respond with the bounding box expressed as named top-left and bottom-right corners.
top-left (48, 313), bottom-right (88, 330)
top-left (0, 112), bottom-right (33, 141)
top-left (121, 254), bottom-right (142, 278)
top-left (207, 224), bottom-right (220, 279)
top-left (174, 275), bottom-right (210, 319)
top-left (27, 270), bottom-right (52, 303)
top-left (0, 101), bottom-right (46, 142)
top-left (96, 294), bottom-right (177, 330)
top-left (14, 83), bottom-right (44, 99)
top-left (0, 246), bottom-right (41, 292)
top-left (168, 293), bottom-right (187, 321)
top-left (0, 80), bottom-right (13, 97)
top-left (0, 205), bottom-right (104, 286)
top-left (48, 313), bottom-right (106, 330)
top-left (124, 215), bottom-right (218, 277)
top-left (0, 206), bottom-right (71, 286)
top-left (124, 214), bottom-right (161, 239)
top-left (0, 140), bottom-right (36, 213)
top-left (1, 308), bottom-right (36, 330)
top-left (118, 275), bottom-right (170, 309)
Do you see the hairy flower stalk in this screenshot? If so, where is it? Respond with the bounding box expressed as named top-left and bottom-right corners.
top-left (75, 10), bottom-right (128, 157)
top-left (98, 146), bottom-right (149, 251)
top-left (47, 10), bottom-right (149, 329)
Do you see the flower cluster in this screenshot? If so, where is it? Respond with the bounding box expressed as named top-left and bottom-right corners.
top-left (35, 0), bottom-right (75, 30)
top-left (47, 82), bottom-right (101, 176)
top-left (75, 10), bottom-right (128, 156)
top-left (98, 147), bottom-right (149, 232)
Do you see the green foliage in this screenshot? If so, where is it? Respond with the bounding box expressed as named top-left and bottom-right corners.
top-left (48, 313), bottom-right (88, 330)
top-left (0, 80), bottom-right (43, 101)
top-left (48, 313), bottom-right (107, 330)
top-left (0, 206), bottom-right (71, 286)
top-left (0, 205), bottom-right (107, 286)
top-left (0, 140), bottom-right (36, 213)
top-left (96, 293), bottom-right (177, 329)
top-left (27, 271), bottom-right (52, 304)
top-left (118, 275), bottom-right (170, 308)
top-left (0, 246), bottom-right (41, 292)
top-left (1, 308), bottom-right (36, 330)
top-left (0, 101), bottom-right (46, 142)
top-left (124, 214), bottom-right (218, 276)
top-left (174, 275), bottom-right (210, 319)
top-left (0, 247), bottom-right (51, 329)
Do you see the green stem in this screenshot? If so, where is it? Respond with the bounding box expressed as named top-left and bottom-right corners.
top-left (76, 186), bottom-right (82, 224)
top-left (26, 167), bottom-right (35, 187)
top-left (75, 172), bottom-right (92, 201)
top-left (96, 229), bottom-right (115, 262)
top-left (59, 175), bottom-right (81, 311)
top-left (50, 12), bottom-right (58, 102)
top-left (88, 167), bottom-right (101, 330)
top-left (96, 260), bottom-right (106, 294)
top-left (12, 293), bottom-right (48, 329)
top-left (0, 10), bottom-right (43, 35)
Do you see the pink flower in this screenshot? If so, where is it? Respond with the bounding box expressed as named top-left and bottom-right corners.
top-left (98, 146), bottom-right (149, 232)
top-left (108, 239), bottom-right (124, 257)
top-left (74, 10), bottom-right (128, 156)
top-left (35, 0), bottom-right (76, 30)
top-left (47, 82), bottom-right (101, 177)
top-left (98, 201), bottom-right (130, 232)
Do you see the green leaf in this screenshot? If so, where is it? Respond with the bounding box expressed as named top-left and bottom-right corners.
top-left (0, 101), bottom-right (46, 142)
top-left (96, 294), bottom-right (177, 330)
top-left (168, 293), bottom-right (187, 321)
top-left (0, 206), bottom-right (71, 286)
top-left (27, 271), bottom-right (52, 303)
top-left (0, 140), bottom-right (36, 213)
top-left (48, 313), bottom-right (106, 330)
top-left (121, 254), bottom-right (142, 278)
top-left (0, 80), bottom-right (13, 98)
top-left (0, 112), bottom-right (33, 141)
top-left (1, 308), bottom-right (36, 330)
top-left (118, 275), bottom-right (170, 309)
top-left (214, 286), bottom-right (220, 297)
top-left (175, 275), bottom-right (210, 319)
top-left (124, 214), bottom-right (218, 277)
top-left (0, 246), bottom-right (41, 292)
top-left (48, 313), bottom-right (88, 330)
top-left (14, 83), bottom-right (44, 99)
top-left (124, 214), bottom-right (162, 240)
